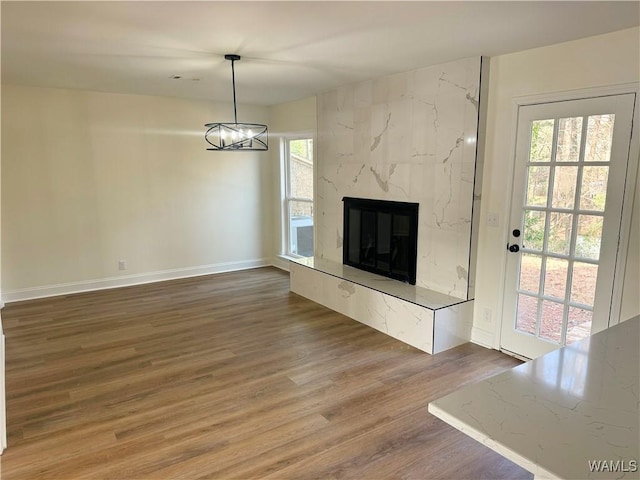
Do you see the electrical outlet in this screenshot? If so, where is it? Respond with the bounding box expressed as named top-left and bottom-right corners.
top-left (487, 212), bottom-right (499, 227)
top-left (118, 260), bottom-right (126, 271)
top-left (483, 308), bottom-right (492, 324)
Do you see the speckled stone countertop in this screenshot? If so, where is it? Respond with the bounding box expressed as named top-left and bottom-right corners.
top-left (429, 316), bottom-right (639, 480)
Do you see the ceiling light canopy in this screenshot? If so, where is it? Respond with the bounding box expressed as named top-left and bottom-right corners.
top-left (205, 54), bottom-right (268, 151)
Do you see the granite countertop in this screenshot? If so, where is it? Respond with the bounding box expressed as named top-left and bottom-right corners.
top-left (428, 315), bottom-right (639, 479)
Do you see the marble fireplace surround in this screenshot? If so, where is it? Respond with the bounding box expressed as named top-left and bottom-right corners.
top-left (291, 56), bottom-right (487, 353)
top-left (315, 56), bottom-right (485, 300)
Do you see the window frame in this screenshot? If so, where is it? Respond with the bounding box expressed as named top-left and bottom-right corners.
top-left (282, 134), bottom-right (315, 258)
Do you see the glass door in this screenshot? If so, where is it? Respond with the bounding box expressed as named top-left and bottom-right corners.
top-left (500, 94), bottom-right (636, 359)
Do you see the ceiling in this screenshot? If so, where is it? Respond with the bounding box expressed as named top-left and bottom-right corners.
top-left (2, 1), bottom-right (639, 106)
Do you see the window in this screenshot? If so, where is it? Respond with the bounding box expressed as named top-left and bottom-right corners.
top-left (284, 137), bottom-right (314, 257)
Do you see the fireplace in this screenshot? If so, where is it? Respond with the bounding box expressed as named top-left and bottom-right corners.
top-left (342, 197), bottom-right (418, 284)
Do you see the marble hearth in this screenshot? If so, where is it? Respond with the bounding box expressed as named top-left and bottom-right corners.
top-left (290, 257), bottom-right (473, 354)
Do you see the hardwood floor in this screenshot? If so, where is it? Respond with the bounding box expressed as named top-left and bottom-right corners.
top-left (0, 267), bottom-right (532, 479)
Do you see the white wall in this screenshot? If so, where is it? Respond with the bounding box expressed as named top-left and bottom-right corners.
top-left (1, 85), bottom-right (272, 300)
top-left (267, 96), bottom-right (317, 270)
top-left (473, 27), bottom-right (640, 347)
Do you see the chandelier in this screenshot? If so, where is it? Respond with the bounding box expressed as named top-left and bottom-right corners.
top-left (204, 54), bottom-right (268, 151)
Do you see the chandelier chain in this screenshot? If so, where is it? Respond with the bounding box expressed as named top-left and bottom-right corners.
top-left (230, 58), bottom-right (238, 124)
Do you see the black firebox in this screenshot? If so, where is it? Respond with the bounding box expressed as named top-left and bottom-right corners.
top-left (342, 197), bottom-right (418, 285)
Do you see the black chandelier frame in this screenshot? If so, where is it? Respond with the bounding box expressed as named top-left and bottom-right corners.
top-left (204, 54), bottom-right (268, 151)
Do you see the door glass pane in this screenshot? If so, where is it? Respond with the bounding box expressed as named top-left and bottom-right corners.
top-left (575, 215), bottom-right (603, 260)
top-left (516, 294), bottom-right (538, 335)
top-left (530, 119), bottom-right (555, 162)
top-left (540, 300), bottom-right (563, 343)
top-left (547, 213), bottom-right (573, 255)
top-left (519, 254), bottom-right (542, 293)
top-left (570, 262), bottom-right (598, 306)
top-left (289, 201), bottom-right (314, 257)
top-left (580, 166), bottom-right (609, 211)
top-left (523, 210), bottom-right (546, 252)
top-left (544, 257), bottom-right (569, 300)
top-left (551, 166), bottom-right (578, 209)
top-left (566, 307), bottom-right (593, 344)
top-left (585, 114), bottom-right (615, 162)
top-left (526, 166), bottom-right (550, 206)
top-left (556, 117), bottom-right (583, 162)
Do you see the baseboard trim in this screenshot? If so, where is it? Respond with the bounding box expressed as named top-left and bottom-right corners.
top-left (470, 326), bottom-right (495, 349)
top-left (2, 258), bottom-right (272, 304)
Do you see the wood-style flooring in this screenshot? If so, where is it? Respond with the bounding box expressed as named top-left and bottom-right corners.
top-left (0, 267), bottom-right (532, 479)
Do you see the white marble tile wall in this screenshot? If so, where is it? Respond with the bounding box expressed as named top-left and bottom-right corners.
top-left (433, 302), bottom-right (474, 353)
top-left (316, 57), bottom-right (481, 299)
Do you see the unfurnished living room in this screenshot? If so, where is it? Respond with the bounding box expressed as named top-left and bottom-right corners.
top-left (0, 2), bottom-right (639, 479)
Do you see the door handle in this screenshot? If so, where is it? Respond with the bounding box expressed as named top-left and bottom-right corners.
top-left (507, 243), bottom-right (520, 253)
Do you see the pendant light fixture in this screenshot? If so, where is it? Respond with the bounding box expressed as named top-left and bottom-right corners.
top-left (204, 54), bottom-right (268, 151)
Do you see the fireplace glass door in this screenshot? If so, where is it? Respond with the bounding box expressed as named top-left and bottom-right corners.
top-left (343, 197), bottom-right (418, 284)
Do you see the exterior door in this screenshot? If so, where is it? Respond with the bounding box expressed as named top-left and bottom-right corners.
top-left (501, 93), bottom-right (636, 359)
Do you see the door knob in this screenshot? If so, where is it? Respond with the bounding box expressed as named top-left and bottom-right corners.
top-left (508, 244), bottom-right (520, 253)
